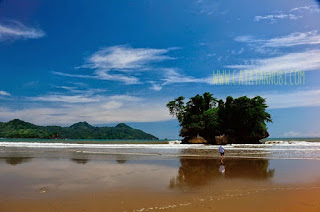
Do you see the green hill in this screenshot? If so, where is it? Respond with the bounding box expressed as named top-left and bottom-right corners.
top-left (0, 119), bottom-right (158, 140)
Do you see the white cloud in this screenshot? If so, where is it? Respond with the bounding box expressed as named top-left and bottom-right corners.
top-left (162, 68), bottom-right (212, 85)
top-left (146, 69), bottom-right (213, 90)
top-left (0, 91), bottom-right (11, 96)
top-left (52, 70), bottom-right (140, 85)
top-left (52, 71), bottom-right (95, 79)
top-left (263, 89), bottom-right (320, 109)
top-left (54, 86), bottom-right (78, 92)
top-left (234, 35), bottom-right (252, 43)
top-left (254, 5), bottom-right (319, 23)
top-left (83, 45), bottom-right (174, 70)
top-left (2, 89), bottom-right (320, 126)
top-left (283, 131), bottom-right (301, 137)
top-left (4, 89), bottom-right (320, 126)
top-left (54, 45), bottom-right (216, 89)
top-left (231, 32), bottom-right (320, 74)
top-left (235, 31), bottom-right (320, 49)
top-left (195, 0), bottom-right (219, 15)
top-left (94, 69), bottom-right (140, 85)
top-left (207, 53), bottom-right (216, 57)
top-left (53, 84), bottom-right (107, 95)
top-left (290, 5), bottom-right (320, 13)
top-left (266, 31), bottom-right (320, 47)
top-left (0, 21), bottom-right (45, 41)
top-left (29, 95), bottom-right (101, 103)
top-left (55, 45), bottom-right (175, 85)
top-left (108, 95), bottom-right (142, 102)
top-left (194, 0), bottom-right (228, 16)
top-left (0, 95), bottom-right (172, 125)
top-left (231, 48), bottom-right (245, 55)
top-left (54, 46), bottom-right (214, 88)
top-left (226, 49), bottom-right (320, 72)
top-left (254, 13), bottom-right (301, 22)
top-left (28, 93), bottom-right (141, 104)
top-left (149, 82), bottom-right (163, 91)
top-left (282, 130), bottom-right (320, 138)
top-left (101, 101), bottom-right (123, 110)
top-left (225, 89), bottom-right (320, 109)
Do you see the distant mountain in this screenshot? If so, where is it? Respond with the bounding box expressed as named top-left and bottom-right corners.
top-left (69, 121), bottom-right (94, 130)
top-left (0, 119), bottom-right (158, 140)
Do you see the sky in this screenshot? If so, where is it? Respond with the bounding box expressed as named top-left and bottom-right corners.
top-left (0, 0), bottom-right (320, 139)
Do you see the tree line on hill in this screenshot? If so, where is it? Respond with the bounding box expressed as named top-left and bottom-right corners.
top-left (0, 119), bottom-right (158, 140)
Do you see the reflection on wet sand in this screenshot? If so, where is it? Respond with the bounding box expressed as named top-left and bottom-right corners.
top-left (116, 159), bottom-right (127, 164)
top-left (115, 154), bottom-right (128, 164)
top-left (70, 151), bottom-right (90, 164)
top-left (71, 158), bottom-right (90, 164)
top-left (169, 157), bottom-right (274, 189)
top-left (0, 157), bottom-right (33, 165)
top-left (1, 155), bottom-right (319, 212)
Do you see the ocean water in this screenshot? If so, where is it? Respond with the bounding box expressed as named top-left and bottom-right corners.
top-left (1, 138), bottom-right (320, 160)
top-left (0, 138), bottom-right (169, 144)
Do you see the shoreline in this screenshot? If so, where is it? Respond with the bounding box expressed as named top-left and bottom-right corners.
top-left (2, 139), bottom-right (320, 160)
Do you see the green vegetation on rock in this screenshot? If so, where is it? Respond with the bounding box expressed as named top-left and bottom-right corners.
top-left (167, 92), bottom-right (272, 144)
top-left (0, 119), bottom-right (158, 140)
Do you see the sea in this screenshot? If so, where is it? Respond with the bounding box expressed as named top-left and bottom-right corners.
top-left (1, 137), bottom-right (320, 160)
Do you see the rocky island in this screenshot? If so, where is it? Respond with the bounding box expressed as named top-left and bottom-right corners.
top-left (167, 92), bottom-right (272, 144)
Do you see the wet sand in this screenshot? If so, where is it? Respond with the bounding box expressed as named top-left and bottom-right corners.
top-left (1, 151), bottom-right (320, 211)
top-left (2, 186), bottom-right (320, 212)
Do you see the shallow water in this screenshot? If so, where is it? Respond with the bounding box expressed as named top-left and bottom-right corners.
top-left (1, 151), bottom-right (320, 199)
top-left (1, 139), bottom-right (320, 201)
top-left (1, 139), bottom-right (320, 159)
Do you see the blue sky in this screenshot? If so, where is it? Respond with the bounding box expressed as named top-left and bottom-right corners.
top-left (1, 0), bottom-right (320, 139)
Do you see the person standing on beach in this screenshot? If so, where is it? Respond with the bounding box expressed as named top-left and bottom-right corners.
top-left (219, 145), bottom-right (225, 163)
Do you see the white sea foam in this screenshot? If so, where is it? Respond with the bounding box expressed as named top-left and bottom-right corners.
top-left (168, 140), bottom-right (182, 145)
top-left (232, 141), bottom-right (320, 147)
top-left (0, 140), bottom-right (320, 150)
top-left (0, 142), bottom-right (197, 149)
top-left (263, 140), bottom-right (319, 145)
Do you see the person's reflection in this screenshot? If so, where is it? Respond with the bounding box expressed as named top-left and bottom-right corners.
top-left (0, 157), bottom-right (33, 165)
top-left (169, 157), bottom-right (274, 189)
top-left (219, 164), bottom-right (226, 174)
